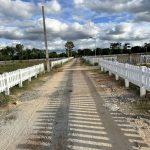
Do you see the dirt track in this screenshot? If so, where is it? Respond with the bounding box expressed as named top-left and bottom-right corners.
top-left (0, 59), bottom-right (149, 150)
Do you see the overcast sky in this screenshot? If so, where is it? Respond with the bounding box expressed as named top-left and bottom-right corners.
top-left (0, 0), bottom-right (150, 51)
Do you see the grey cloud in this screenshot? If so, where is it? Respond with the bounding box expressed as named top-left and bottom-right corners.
top-left (0, 23), bottom-right (95, 41)
top-left (0, 0), bottom-right (61, 20)
top-left (75, 0), bottom-right (150, 22)
top-left (134, 12), bottom-right (150, 22)
top-left (108, 26), bottom-right (125, 35)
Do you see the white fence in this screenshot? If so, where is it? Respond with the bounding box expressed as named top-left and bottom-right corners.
top-left (83, 57), bottom-right (150, 97)
top-left (83, 56), bottom-right (117, 65)
top-left (0, 63), bottom-right (45, 95)
top-left (51, 57), bottom-right (73, 69)
top-left (140, 55), bottom-right (150, 64)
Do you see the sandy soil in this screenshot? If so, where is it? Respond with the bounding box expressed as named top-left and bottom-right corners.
top-left (0, 59), bottom-right (149, 150)
top-left (87, 66), bottom-right (150, 150)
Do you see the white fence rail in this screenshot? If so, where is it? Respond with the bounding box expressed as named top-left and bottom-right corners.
top-left (83, 56), bottom-right (117, 65)
top-left (140, 55), bottom-right (150, 64)
top-left (51, 57), bottom-right (73, 69)
top-left (0, 63), bottom-right (45, 95)
top-left (83, 57), bottom-right (150, 97)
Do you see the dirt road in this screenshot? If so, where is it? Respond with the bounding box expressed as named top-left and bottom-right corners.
top-left (0, 59), bottom-right (149, 150)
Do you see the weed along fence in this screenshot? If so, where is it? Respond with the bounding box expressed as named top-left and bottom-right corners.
top-left (0, 64), bottom-right (45, 95)
top-left (51, 57), bottom-right (73, 69)
top-left (83, 57), bottom-right (150, 97)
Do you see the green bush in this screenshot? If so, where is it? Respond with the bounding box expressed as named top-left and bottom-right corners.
top-left (94, 62), bottom-right (98, 66)
top-left (0, 93), bottom-right (12, 106)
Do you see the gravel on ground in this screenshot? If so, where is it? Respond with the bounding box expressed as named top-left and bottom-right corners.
top-left (0, 59), bottom-right (149, 150)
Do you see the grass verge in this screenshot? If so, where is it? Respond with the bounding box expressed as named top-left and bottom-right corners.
top-left (0, 61), bottom-right (44, 74)
top-left (0, 93), bottom-right (15, 107)
top-left (0, 61), bottom-right (66, 106)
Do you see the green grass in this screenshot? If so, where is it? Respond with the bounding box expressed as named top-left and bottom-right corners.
top-left (0, 72), bottom-right (49, 106)
top-left (0, 93), bottom-right (15, 106)
top-left (94, 62), bottom-right (98, 66)
top-left (0, 61), bottom-right (45, 106)
top-left (0, 60), bottom-right (66, 106)
top-left (0, 61), bottom-right (45, 74)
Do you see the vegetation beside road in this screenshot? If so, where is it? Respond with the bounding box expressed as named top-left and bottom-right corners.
top-left (0, 60), bottom-right (44, 74)
top-left (0, 44), bottom-right (67, 61)
top-left (0, 59), bottom-right (67, 106)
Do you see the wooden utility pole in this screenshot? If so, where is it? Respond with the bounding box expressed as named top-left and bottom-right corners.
top-left (41, 4), bottom-right (50, 72)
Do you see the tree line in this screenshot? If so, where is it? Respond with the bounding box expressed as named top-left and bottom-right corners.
top-left (0, 44), bottom-right (67, 61)
top-left (77, 42), bottom-right (150, 56)
top-left (0, 42), bottom-right (150, 61)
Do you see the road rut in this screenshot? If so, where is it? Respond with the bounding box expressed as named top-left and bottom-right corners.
top-left (0, 59), bottom-right (149, 150)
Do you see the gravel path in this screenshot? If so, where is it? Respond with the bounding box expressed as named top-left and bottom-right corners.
top-left (0, 59), bottom-right (149, 150)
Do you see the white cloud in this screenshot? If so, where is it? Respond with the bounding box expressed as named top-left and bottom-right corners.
top-left (0, 0), bottom-right (61, 20)
top-left (0, 18), bottom-right (99, 42)
top-left (0, 0), bottom-right (35, 19)
top-left (38, 0), bottom-right (61, 14)
top-left (74, 0), bottom-right (84, 5)
top-left (44, 19), bottom-right (68, 32)
top-left (0, 18), bottom-right (150, 50)
top-left (74, 0), bottom-right (150, 22)
top-left (134, 12), bottom-right (150, 22)
top-left (0, 0), bottom-right (150, 51)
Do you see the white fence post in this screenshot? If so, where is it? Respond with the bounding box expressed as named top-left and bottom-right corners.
top-left (93, 58), bottom-right (94, 65)
top-left (4, 73), bottom-right (10, 95)
top-left (114, 61), bottom-right (119, 80)
top-left (0, 63), bottom-right (45, 95)
top-left (115, 75), bottom-right (119, 80)
top-left (50, 61), bottom-right (53, 69)
top-left (84, 56), bottom-right (150, 96)
top-left (19, 69), bottom-right (23, 87)
top-left (35, 66), bottom-right (38, 78)
top-left (125, 79), bottom-right (129, 88)
top-left (28, 68), bottom-right (31, 82)
top-left (109, 71), bottom-right (112, 76)
top-left (140, 66), bottom-right (146, 97)
top-left (125, 64), bottom-right (129, 88)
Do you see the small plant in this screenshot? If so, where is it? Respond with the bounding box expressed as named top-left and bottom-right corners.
top-left (94, 62), bottom-right (98, 66)
top-left (131, 99), bottom-right (150, 113)
top-left (82, 59), bottom-right (93, 66)
top-left (0, 93), bottom-right (12, 106)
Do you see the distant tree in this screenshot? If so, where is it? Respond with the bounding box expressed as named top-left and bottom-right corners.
top-left (95, 48), bottom-right (102, 55)
top-left (101, 48), bottom-right (110, 55)
top-left (123, 43), bottom-right (132, 63)
top-left (77, 49), bottom-right (83, 56)
top-left (0, 46), bottom-right (15, 60)
top-left (110, 43), bottom-right (121, 50)
top-left (71, 51), bottom-right (78, 57)
top-left (16, 44), bottom-right (24, 60)
top-left (58, 53), bottom-right (67, 58)
top-left (131, 46), bottom-right (142, 53)
top-left (65, 41), bottom-right (75, 57)
top-left (144, 43), bottom-right (150, 54)
top-left (110, 42), bottom-right (122, 54)
top-left (123, 43), bottom-right (131, 54)
top-left (49, 52), bottom-right (58, 58)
